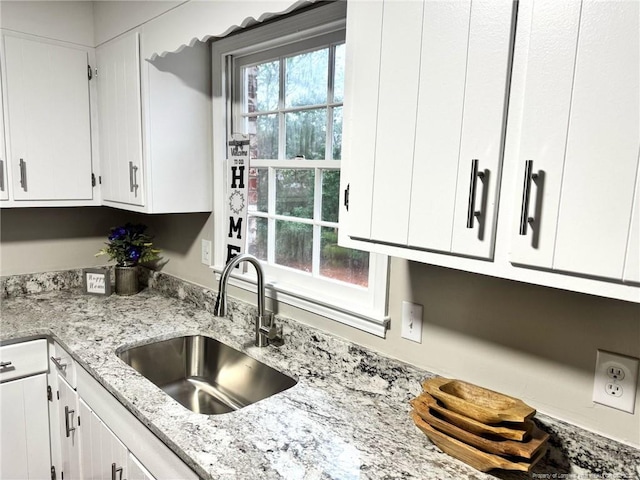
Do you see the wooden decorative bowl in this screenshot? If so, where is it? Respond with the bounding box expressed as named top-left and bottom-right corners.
top-left (422, 377), bottom-right (536, 423)
top-left (416, 392), bottom-right (533, 441)
top-left (411, 411), bottom-right (547, 473)
top-left (411, 394), bottom-right (548, 459)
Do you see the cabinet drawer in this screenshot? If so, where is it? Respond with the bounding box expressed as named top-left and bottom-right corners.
top-left (0, 339), bottom-right (48, 382)
top-left (50, 341), bottom-right (77, 389)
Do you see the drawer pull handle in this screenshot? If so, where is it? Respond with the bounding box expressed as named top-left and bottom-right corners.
top-left (50, 356), bottom-right (67, 372)
top-left (518, 159), bottom-right (539, 235)
top-left (0, 361), bottom-right (13, 368)
top-left (19, 158), bottom-right (27, 191)
top-left (466, 159), bottom-right (485, 229)
top-left (111, 463), bottom-right (124, 480)
top-left (0, 159), bottom-right (5, 192)
top-left (129, 161), bottom-right (139, 194)
top-left (64, 406), bottom-right (76, 437)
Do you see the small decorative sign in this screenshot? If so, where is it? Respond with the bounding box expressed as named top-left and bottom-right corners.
top-left (225, 133), bottom-right (250, 268)
top-left (83, 268), bottom-right (111, 296)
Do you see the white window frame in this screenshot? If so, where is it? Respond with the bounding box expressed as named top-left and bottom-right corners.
top-left (211, 2), bottom-right (390, 336)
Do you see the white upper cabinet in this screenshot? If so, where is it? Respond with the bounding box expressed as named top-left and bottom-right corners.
top-left (96, 29), bottom-right (212, 213)
top-left (2, 33), bottom-right (94, 202)
top-left (0, 62), bottom-right (7, 201)
top-left (340, 0), bottom-right (639, 301)
top-left (508, 0), bottom-right (639, 282)
top-left (96, 31), bottom-right (144, 207)
top-left (343, 0), bottom-right (514, 260)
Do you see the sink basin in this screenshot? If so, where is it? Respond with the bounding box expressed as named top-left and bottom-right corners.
top-left (117, 335), bottom-right (296, 415)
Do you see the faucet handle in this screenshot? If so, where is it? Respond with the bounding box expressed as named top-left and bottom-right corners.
top-left (261, 324), bottom-right (283, 341)
top-left (257, 313), bottom-right (283, 345)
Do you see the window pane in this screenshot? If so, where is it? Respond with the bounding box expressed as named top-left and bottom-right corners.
top-left (248, 168), bottom-right (268, 213)
top-left (320, 227), bottom-right (369, 287)
top-left (332, 106), bottom-right (342, 160)
top-left (244, 61), bottom-right (279, 113)
top-left (285, 108), bottom-right (327, 159)
top-left (285, 48), bottom-right (328, 108)
top-left (322, 170), bottom-right (340, 222)
top-left (275, 169), bottom-right (314, 219)
top-left (248, 114), bottom-right (278, 159)
top-left (333, 43), bottom-right (345, 103)
top-left (247, 216), bottom-right (268, 261)
top-left (275, 220), bottom-right (312, 272)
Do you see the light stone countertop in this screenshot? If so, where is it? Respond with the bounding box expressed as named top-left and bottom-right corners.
top-left (1, 270), bottom-right (638, 480)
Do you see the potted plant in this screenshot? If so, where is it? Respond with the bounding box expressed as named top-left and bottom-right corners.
top-left (96, 223), bottom-right (161, 295)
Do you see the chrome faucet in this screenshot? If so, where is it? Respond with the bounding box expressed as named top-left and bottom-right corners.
top-left (213, 253), bottom-right (282, 347)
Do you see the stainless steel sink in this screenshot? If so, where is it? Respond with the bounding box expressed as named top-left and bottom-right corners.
top-left (117, 335), bottom-right (296, 415)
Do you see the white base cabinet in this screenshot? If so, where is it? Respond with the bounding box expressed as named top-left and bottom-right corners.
top-left (75, 365), bottom-right (197, 480)
top-left (79, 398), bottom-right (154, 480)
top-left (0, 339), bottom-right (51, 480)
top-left (54, 374), bottom-right (82, 480)
top-left (0, 374), bottom-right (51, 479)
top-left (1, 339), bottom-right (189, 479)
top-left (45, 340), bottom-right (195, 480)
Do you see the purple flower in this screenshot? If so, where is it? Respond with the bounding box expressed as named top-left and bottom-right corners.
top-left (126, 247), bottom-right (141, 261)
top-left (109, 227), bottom-right (127, 241)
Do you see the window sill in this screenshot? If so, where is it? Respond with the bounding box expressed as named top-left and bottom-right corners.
top-left (211, 266), bottom-right (390, 337)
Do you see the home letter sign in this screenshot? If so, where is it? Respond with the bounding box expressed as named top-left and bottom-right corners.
top-left (225, 134), bottom-right (250, 267)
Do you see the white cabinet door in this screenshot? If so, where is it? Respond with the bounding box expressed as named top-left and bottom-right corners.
top-left (448, 0), bottom-right (514, 258)
top-left (344, 0), bottom-right (514, 259)
top-left (0, 373), bottom-right (51, 479)
top-left (0, 61), bottom-right (8, 201)
top-left (340, 0), bottom-right (383, 241)
top-left (3, 34), bottom-right (93, 201)
top-left (510, 0), bottom-right (639, 281)
top-left (368, 0), bottom-right (424, 246)
top-left (624, 163), bottom-right (640, 284)
top-left (79, 398), bottom-right (146, 480)
top-left (57, 374), bottom-right (82, 480)
top-left (96, 31), bottom-right (144, 206)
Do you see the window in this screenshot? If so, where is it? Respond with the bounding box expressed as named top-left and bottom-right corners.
top-left (236, 33), bottom-right (370, 287)
top-left (212, 3), bottom-right (389, 336)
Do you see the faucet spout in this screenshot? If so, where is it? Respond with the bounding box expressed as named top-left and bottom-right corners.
top-left (214, 253), bottom-right (280, 347)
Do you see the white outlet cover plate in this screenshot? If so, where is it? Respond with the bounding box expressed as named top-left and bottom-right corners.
top-left (401, 301), bottom-right (423, 343)
top-left (201, 239), bottom-right (212, 266)
top-left (592, 350), bottom-right (639, 414)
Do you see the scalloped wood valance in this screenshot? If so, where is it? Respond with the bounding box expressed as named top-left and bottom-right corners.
top-left (141, 0), bottom-right (318, 60)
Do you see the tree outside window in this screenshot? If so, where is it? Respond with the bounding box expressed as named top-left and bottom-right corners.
top-left (237, 40), bottom-right (369, 287)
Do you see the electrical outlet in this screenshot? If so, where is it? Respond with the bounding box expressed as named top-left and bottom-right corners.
top-left (592, 350), bottom-right (639, 413)
top-left (201, 239), bottom-right (212, 266)
top-left (401, 301), bottom-right (423, 343)
top-left (605, 383), bottom-right (623, 397)
top-left (607, 366), bottom-right (625, 381)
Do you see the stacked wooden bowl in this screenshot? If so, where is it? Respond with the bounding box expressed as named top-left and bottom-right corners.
top-left (411, 377), bottom-right (549, 472)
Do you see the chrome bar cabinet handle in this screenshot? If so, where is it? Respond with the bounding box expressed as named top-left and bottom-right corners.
top-left (0, 361), bottom-right (12, 368)
top-left (19, 158), bottom-right (27, 191)
top-left (50, 356), bottom-right (67, 372)
top-left (519, 159), bottom-right (538, 235)
top-left (0, 159), bottom-right (5, 191)
top-left (64, 405), bottom-right (75, 437)
top-left (128, 161), bottom-right (138, 193)
top-left (466, 158), bottom-right (485, 228)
